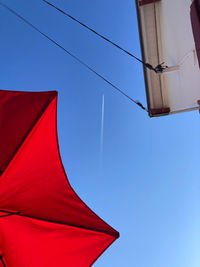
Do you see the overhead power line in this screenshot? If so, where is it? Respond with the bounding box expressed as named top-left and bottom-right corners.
top-left (42, 0), bottom-right (167, 73)
top-left (0, 2), bottom-right (147, 111)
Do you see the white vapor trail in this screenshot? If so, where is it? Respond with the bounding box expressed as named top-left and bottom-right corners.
top-left (100, 94), bottom-right (104, 166)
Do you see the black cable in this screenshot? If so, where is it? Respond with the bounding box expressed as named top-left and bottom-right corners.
top-left (42, 0), bottom-right (167, 73)
top-left (0, 2), bottom-right (147, 111)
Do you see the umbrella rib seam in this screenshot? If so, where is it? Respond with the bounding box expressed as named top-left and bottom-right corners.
top-left (0, 95), bottom-right (56, 176)
top-left (0, 209), bottom-right (119, 238)
top-left (0, 255), bottom-right (6, 267)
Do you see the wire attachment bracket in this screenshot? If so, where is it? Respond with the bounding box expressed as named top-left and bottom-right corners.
top-left (145, 62), bottom-right (168, 73)
top-left (136, 101), bottom-right (147, 111)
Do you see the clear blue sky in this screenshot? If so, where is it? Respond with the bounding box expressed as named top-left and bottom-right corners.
top-left (1, 1), bottom-right (200, 266)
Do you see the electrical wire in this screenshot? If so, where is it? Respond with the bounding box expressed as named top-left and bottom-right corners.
top-left (0, 2), bottom-right (147, 111)
top-left (42, 0), bottom-right (167, 73)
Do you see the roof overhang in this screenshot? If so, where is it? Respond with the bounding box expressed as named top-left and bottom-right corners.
top-left (135, 0), bottom-right (200, 117)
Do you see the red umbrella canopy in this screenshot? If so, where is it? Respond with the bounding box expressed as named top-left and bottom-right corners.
top-left (0, 90), bottom-right (119, 267)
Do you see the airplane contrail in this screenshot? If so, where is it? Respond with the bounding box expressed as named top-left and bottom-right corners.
top-left (100, 94), bottom-right (105, 167)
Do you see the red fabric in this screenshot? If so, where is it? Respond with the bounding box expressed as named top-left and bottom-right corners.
top-left (191, 0), bottom-right (200, 68)
top-left (0, 90), bottom-right (119, 267)
top-left (139, 0), bottom-right (160, 6)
